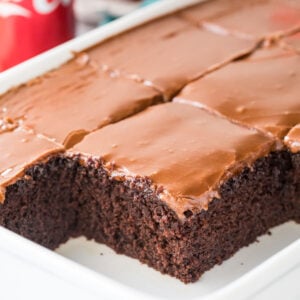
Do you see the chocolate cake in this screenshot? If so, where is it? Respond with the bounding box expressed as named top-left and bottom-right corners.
top-left (86, 14), bottom-right (256, 99)
top-left (0, 55), bottom-right (161, 148)
top-left (0, 0), bottom-right (299, 284)
top-left (174, 44), bottom-right (300, 138)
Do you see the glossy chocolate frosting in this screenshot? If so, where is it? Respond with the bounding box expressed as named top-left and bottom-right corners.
top-left (282, 31), bottom-right (300, 52)
top-left (181, 0), bottom-right (300, 40)
top-left (87, 14), bottom-right (255, 99)
top-left (0, 1), bottom-right (297, 215)
top-left (0, 127), bottom-right (63, 202)
top-left (0, 55), bottom-right (161, 148)
top-left (72, 103), bottom-right (275, 218)
top-left (175, 46), bottom-right (300, 139)
top-left (284, 124), bottom-right (300, 152)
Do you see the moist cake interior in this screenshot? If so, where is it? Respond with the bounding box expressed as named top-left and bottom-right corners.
top-left (1, 150), bottom-right (299, 283)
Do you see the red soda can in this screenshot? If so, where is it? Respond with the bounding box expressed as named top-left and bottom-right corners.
top-left (0, 0), bottom-right (75, 71)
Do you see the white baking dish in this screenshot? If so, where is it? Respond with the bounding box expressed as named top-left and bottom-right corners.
top-left (0, 0), bottom-right (299, 299)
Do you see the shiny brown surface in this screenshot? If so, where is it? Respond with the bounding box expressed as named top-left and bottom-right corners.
top-left (181, 0), bottom-right (300, 39)
top-left (0, 127), bottom-right (63, 202)
top-left (0, 1), bottom-right (298, 215)
top-left (175, 46), bottom-right (300, 138)
top-left (284, 124), bottom-right (300, 152)
top-left (0, 55), bottom-right (161, 148)
top-left (73, 103), bottom-right (275, 217)
top-left (87, 14), bottom-right (255, 99)
top-left (282, 31), bottom-right (300, 52)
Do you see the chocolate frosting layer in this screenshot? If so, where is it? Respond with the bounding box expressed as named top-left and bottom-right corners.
top-left (87, 15), bottom-right (255, 99)
top-left (284, 124), bottom-right (300, 152)
top-left (0, 1), bottom-right (297, 214)
top-left (72, 103), bottom-right (275, 218)
top-left (176, 46), bottom-right (300, 138)
top-left (282, 31), bottom-right (300, 52)
top-left (181, 0), bottom-right (300, 40)
top-left (0, 127), bottom-right (64, 202)
top-left (0, 55), bottom-right (161, 148)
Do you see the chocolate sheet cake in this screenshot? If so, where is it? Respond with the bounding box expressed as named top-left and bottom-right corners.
top-left (175, 45), bottom-right (300, 138)
top-left (0, 0), bottom-right (299, 283)
top-left (0, 55), bottom-right (161, 148)
top-left (86, 14), bottom-right (256, 99)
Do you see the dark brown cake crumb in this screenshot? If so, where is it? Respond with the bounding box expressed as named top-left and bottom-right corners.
top-left (0, 150), bottom-right (298, 283)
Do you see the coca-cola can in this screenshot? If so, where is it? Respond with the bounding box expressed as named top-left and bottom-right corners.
top-left (0, 0), bottom-right (75, 71)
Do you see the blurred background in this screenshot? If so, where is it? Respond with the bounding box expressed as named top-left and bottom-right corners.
top-left (75, 0), bottom-right (160, 34)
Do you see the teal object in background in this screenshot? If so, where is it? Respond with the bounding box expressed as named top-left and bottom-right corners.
top-left (100, 0), bottom-right (160, 25)
top-left (141, 0), bottom-right (160, 7)
top-left (101, 14), bottom-right (117, 25)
